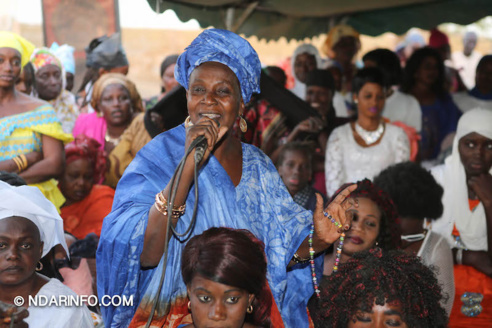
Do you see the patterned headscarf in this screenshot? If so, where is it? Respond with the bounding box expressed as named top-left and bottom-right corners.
top-left (65, 134), bottom-right (107, 183)
top-left (0, 31), bottom-right (35, 69)
top-left (175, 28), bottom-right (261, 103)
top-left (332, 179), bottom-right (401, 250)
top-left (90, 73), bottom-right (144, 113)
top-left (30, 47), bottom-right (63, 72)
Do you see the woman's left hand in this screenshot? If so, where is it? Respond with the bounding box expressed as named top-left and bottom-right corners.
top-left (469, 173), bottom-right (492, 208)
top-left (313, 184), bottom-right (357, 246)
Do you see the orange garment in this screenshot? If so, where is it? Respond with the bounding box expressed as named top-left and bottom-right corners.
top-left (383, 118), bottom-right (420, 162)
top-left (469, 198), bottom-right (481, 211)
top-left (449, 265), bottom-right (492, 328)
top-left (60, 185), bottom-right (115, 239)
top-left (450, 208), bottom-right (491, 328)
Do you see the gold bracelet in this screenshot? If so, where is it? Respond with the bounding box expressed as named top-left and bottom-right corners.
top-left (154, 192), bottom-right (186, 218)
top-left (12, 156), bottom-right (23, 172)
top-left (19, 154), bottom-right (28, 171)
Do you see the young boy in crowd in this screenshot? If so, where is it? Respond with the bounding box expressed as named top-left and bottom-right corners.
top-left (277, 142), bottom-right (326, 211)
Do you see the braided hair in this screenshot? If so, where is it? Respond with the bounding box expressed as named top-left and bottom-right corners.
top-left (312, 248), bottom-right (448, 328)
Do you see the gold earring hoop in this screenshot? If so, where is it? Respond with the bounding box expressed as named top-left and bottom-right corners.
top-left (185, 116), bottom-right (193, 128)
top-left (247, 304), bottom-right (253, 314)
top-left (188, 301), bottom-right (191, 310)
top-left (239, 116), bottom-right (247, 133)
top-left (36, 261), bottom-right (43, 272)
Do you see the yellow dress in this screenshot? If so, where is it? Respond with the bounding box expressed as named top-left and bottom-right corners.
top-left (0, 104), bottom-right (73, 210)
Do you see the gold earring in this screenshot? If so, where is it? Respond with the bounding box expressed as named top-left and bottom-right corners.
top-left (188, 301), bottom-right (191, 310)
top-left (247, 304), bottom-right (253, 314)
top-left (36, 261), bottom-right (43, 272)
top-left (354, 99), bottom-right (358, 104)
top-left (185, 116), bottom-right (193, 128)
top-left (239, 116), bottom-right (247, 133)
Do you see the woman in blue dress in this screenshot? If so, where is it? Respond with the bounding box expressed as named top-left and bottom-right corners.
top-left (97, 29), bottom-right (355, 328)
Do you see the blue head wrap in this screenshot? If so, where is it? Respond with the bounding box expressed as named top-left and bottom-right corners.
top-left (175, 29), bottom-right (261, 103)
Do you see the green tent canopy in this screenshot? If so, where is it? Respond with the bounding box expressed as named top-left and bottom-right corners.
top-left (146, 0), bottom-right (492, 40)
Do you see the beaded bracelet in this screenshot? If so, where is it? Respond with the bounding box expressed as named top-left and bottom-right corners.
top-left (323, 211), bottom-right (345, 273)
top-left (309, 212), bottom-right (346, 299)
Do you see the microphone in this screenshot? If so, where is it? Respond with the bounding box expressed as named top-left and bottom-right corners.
top-left (194, 135), bottom-right (208, 163)
top-left (193, 119), bottom-right (220, 163)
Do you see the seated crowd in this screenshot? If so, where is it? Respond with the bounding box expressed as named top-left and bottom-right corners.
top-left (0, 24), bottom-right (491, 328)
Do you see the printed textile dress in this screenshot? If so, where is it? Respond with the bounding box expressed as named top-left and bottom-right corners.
top-left (97, 124), bottom-right (321, 328)
top-left (0, 104), bottom-right (73, 209)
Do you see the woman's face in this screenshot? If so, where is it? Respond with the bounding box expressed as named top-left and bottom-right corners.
top-left (162, 63), bottom-right (179, 92)
top-left (415, 56), bottom-right (439, 87)
top-left (294, 53), bottom-right (317, 83)
top-left (0, 217), bottom-right (43, 287)
top-left (187, 275), bottom-right (254, 328)
top-left (343, 197), bottom-right (381, 256)
top-left (34, 64), bottom-right (63, 101)
top-left (187, 61), bottom-right (244, 130)
top-left (98, 83), bottom-right (133, 127)
top-left (459, 132), bottom-right (492, 177)
top-left (15, 67), bottom-right (33, 95)
top-left (348, 301), bottom-right (408, 328)
top-left (354, 82), bottom-right (385, 119)
top-left (278, 149), bottom-right (312, 197)
top-left (476, 60), bottom-right (492, 95)
top-left (306, 85), bottom-right (333, 119)
top-left (333, 36), bottom-right (358, 64)
top-left (59, 158), bottom-right (94, 204)
top-left (0, 47), bottom-right (22, 88)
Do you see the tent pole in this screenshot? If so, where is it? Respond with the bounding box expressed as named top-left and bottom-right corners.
top-left (225, 7), bottom-right (235, 30)
top-left (231, 1), bottom-right (259, 33)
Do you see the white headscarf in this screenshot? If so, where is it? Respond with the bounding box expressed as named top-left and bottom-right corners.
top-left (290, 44), bottom-right (322, 99)
top-left (440, 108), bottom-right (492, 250)
top-left (0, 181), bottom-right (68, 257)
top-left (50, 42), bottom-right (76, 75)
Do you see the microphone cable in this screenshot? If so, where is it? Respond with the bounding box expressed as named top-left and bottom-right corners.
top-left (144, 133), bottom-right (210, 328)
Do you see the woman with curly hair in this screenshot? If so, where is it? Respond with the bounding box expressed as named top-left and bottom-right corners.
top-left (180, 227), bottom-right (272, 328)
top-left (313, 248), bottom-right (448, 328)
top-left (323, 179), bottom-right (401, 276)
top-left (374, 161), bottom-right (454, 316)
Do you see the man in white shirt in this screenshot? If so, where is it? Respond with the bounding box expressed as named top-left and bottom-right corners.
top-left (452, 31), bottom-right (482, 90)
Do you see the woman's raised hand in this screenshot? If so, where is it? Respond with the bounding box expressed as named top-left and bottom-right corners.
top-left (313, 184), bottom-right (357, 245)
top-left (184, 117), bottom-right (228, 164)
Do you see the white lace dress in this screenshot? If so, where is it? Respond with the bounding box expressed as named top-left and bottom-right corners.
top-left (325, 123), bottom-right (410, 196)
top-left (418, 230), bottom-right (455, 317)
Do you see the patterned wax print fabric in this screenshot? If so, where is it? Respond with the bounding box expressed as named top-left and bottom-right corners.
top-left (97, 124), bottom-right (319, 328)
top-left (0, 104), bottom-right (73, 209)
top-left (49, 89), bottom-right (79, 134)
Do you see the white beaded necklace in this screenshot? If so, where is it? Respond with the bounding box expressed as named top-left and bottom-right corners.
top-left (355, 121), bottom-right (385, 145)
